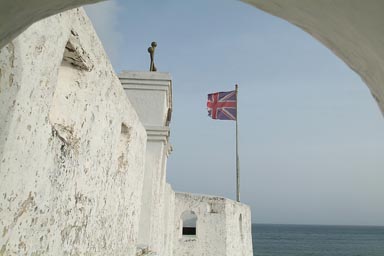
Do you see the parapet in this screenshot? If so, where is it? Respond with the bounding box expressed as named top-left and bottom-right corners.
top-left (174, 192), bottom-right (253, 256)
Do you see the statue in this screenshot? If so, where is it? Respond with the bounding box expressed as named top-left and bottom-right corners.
top-left (148, 41), bottom-right (157, 72)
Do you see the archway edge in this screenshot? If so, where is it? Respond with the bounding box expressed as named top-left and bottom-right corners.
top-left (243, 0), bottom-right (384, 116)
top-left (0, 0), bottom-right (105, 49)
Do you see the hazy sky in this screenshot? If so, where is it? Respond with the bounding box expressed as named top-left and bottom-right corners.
top-left (85, 0), bottom-right (384, 226)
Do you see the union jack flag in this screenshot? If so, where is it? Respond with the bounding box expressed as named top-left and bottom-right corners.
top-left (207, 90), bottom-right (237, 120)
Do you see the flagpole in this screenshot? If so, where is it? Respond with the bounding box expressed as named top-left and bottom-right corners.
top-left (235, 84), bottom-right (240, 202)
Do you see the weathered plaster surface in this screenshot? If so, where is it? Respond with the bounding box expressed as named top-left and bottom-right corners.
top-left (120, 71), bottom-right (172, 127)
top-left (0, 8), bottom-right (146, 255)
top-left (174, 192), bottom-right (253, 256)
top-left (0, 7), bottom-right (254, 256)
top-left (163, 184), bottom-right (176, 256)
top-left (120, 72), bottom-right (252, 256)
top-left (120, 72), bottom-right (173, 255)
top-left (0, 0), bottom-right (105, 49)
top-left (225, 199), bottom-right (253, 256)
top-left (243, 0), bottom-right (384, 115)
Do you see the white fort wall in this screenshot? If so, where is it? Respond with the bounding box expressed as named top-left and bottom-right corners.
top-left (120, 71), bottom-right (174, 255)
top-left (0, 7), bottom-right (254, 256)
top-left (0, 8), bottom-right (146, 255)
top-left (119, 72), bottom-right (253, 256)
top-left (2, 1), bottom-right (384, 255)
top-left (174, 193), bottom-right (253, 256)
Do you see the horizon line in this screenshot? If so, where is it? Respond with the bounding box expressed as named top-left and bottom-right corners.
top-left (252, 223), bottom-right (384, 228)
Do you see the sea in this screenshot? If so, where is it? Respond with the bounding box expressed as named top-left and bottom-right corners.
top-left (252, 224), bottom-right (384, 256)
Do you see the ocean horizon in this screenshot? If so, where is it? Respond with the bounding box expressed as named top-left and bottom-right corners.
top-left (253, 223), bottom-right (384, 228)
top-left (252, 223), bottom-right (384, 256)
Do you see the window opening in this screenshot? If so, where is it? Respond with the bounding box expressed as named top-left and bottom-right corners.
top-left (181, 210), bottom-right (197, 236)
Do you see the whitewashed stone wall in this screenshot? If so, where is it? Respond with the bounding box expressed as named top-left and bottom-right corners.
top-left (120, 72), bottom-right (173, 255)
top-left (0, 8), bottom-right (146, 256)
top-left (163, 184), bottom-right (176, 256)
top-left (0, 7), bottom-right (254, 256)
top-left (225, 200), bottom-right (253, 256)
top-left (174, 192), bottom-right (253, 256)
top-left (120, 72), bottom-right (253, 256)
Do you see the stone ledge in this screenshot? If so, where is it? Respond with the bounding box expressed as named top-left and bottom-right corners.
top-left (119, 71), bottom-right (171, 81)
top-left (146, 126), bottom-right (170, 142)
